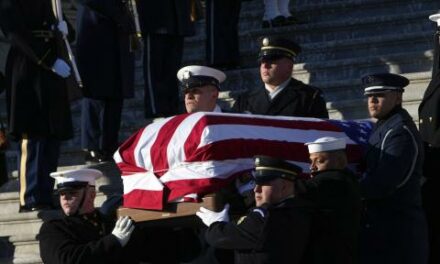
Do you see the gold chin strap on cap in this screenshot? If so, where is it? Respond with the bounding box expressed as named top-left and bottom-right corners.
top-left (255, 166), bottom-right (298, 177)
top-left (261, 46), bottom-right (296, 57)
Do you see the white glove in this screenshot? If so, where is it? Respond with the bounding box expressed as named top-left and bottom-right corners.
top-left (51, 58), bottom-right (71, 78)
top-left (57, 21), bottom-right (68, 35)
top-left (196, 204), bottom-right (230, 227)
top-left (111, 216), bottom-right (135, 247)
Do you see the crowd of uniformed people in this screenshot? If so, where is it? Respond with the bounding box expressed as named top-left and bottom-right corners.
top-left (0, 0), bottom-right (439, 263)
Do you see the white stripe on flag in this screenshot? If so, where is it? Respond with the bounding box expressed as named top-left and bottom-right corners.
top-left (198, 124), bottom-right (355, 148)
top-left (135, 117), bottom-right (173, 170)
top-left (122, 171), bottom-right (164, 193)
top-left (167, 113), bottom-right (205, 170)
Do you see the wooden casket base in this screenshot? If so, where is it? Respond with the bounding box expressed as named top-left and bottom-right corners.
top-left (117, 194), bottom-right (223, 225)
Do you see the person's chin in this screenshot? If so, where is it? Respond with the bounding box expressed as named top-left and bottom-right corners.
top-left (186, 107), bottom-right (198, 114)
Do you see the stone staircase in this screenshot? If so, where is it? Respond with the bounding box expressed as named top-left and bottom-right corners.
top-left (1, 0), bottom-right (440, 262)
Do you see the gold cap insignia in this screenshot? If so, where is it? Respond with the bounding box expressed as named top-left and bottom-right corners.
top-left (262, 37), bottom-right (269, 46)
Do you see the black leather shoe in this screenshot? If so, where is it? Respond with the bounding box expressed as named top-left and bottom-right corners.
top-left (262, 16), bottom-right (286, 28)
top-left (19, 204), bottom-right (53, 213)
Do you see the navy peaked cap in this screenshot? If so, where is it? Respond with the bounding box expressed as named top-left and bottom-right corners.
top-left (258, 36), bottom-right (301, 61)
top-left (362, 73), bottom-right (409, 95)
top-left (253, 156), bottom-right (302, 184)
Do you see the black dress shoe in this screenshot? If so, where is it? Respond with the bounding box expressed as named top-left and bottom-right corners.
top-left (19, 204), bottom-right (53, 213)
top-left (262, 15), bottom-right (286, 28)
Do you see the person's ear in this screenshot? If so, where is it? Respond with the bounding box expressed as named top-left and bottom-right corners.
top-left (212, 89), bottom-right (219, 99)
top-left (90, 188), bottom-right (96, 200)
top-left (396, 92), bottom-right (403, 105)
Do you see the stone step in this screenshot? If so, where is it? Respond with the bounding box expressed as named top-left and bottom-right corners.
top-left (237, 0), bottom-right (440, 31)
top-left (185, 8), bottom-right (437, 48)
top-left (185, 10), bottom-right (439, 68)
top-left (3, 234), bottom-right (42, 264)
top-left (184, 27), bottom-right (436, 67)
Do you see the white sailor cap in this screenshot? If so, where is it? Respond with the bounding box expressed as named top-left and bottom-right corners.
top-left (177, 65), bottom-right (226, 91)
top-left (50, 168), bottom-right (103, 190)
top-left (305, 137), bottom-right (346, 154)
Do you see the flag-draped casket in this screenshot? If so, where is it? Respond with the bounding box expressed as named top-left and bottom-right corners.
top-left (114, 112), bottom-right (372, 210)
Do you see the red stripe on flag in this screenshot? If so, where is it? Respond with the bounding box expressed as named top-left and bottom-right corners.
top-left (150, 114), bottom-right (190, 176)
top-left (123, 189), bottom-right (165, 210)
top-left (185, 139), bottom-right (363, 164)
top-left (187, 139), bottom-right (311, 163)
top-left (117, 162), bottom-right (147, 175)
top-left (117, 127), bottom-right (146, 171)
top-left (184, 115), bottom-right (342, 158)
top-left (165, 171), bottom-right (244, 202)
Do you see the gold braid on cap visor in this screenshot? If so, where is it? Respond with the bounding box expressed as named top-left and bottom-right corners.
top-left (261, 46), bottom-right (296, 57)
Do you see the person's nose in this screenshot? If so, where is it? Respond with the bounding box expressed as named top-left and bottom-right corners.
top-left (261, 61), bottom-right (271, 69)
top-left (254, 184), bottom-right (262, 193)
top-left (368, 95), bottom-right (378, 104)
top-left (310, 161), bottom-right (317, 173)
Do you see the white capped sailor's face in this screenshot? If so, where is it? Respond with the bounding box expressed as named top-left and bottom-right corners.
top-left (259, 57), bottom-right (293, 88)
top-left (254, 178), bottom-right (293, 207)
top-left (367, 91), bottom-right (402, 119)
top-left (309, 151), bottom-right (346, 174)
top-left (184, 85), bottom-right (219, 113)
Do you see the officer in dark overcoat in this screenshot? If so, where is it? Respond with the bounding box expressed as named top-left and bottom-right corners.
top-left (137, 0), bottom-right (194, 118)
top-left (0, 0), bottom-right (74, 212)
top-left (76, 0), bottom-right (135, 162)
top-left (360, 73), bottom-right (428, 264)
top-left (419, 14), bottom-right (440, 264)
top-left (196, 156), bottom-right (314, 264)
top-left (304, 136), bottom-right (361, 264)
top-left (232, 36), bottom-right (328, 118)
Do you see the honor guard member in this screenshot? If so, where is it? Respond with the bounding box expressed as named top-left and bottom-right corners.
top-left (38, 169), bottom-right (140, 264)
top-left (304, 137), bottom-right (361, 264)
top-left (0, 0), bottom-right (74, 212)
top-left (137, 0), bottom-right (195, 118)
top-left (360, 73), bottom-right (428, 264)
top-left (197, 156), bottom-right (314, 264)
top-left (205, 0), bottom-right (241, 70)
top-left (419, 13), bottom-right (440, 264)
top-left (177, 65), bottom-right (226, 113)
top-left (232, 36), bottom-right (328, 118)
top-left (76, 0), bottom-right (135, 163)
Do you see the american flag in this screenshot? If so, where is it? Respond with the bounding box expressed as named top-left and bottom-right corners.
top-left (114, 112), bottom-right (372, 210)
